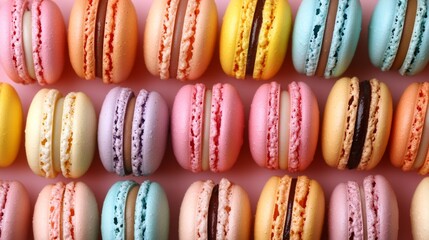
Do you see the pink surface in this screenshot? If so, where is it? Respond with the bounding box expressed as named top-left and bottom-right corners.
top-left (0, 0), bottom-right (427, 239)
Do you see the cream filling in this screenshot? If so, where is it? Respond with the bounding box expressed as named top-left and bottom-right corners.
top-left (279, 90), bottom-right (290, 170)
top-left (201, 90), bottom-right (212, 171)
top-left (414, 103), bottom-right (429, 169)
top-left (22, 10), bottom-right (35, 79)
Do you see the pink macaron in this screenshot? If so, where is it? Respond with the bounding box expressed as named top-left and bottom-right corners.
top-left (329, 175), bottom-right (399, 240)
top-left (249, 81), bottom-right (319, 171)
top-left (98, 87), bottom-right (169, 176)
top-left (0, 0), bottom-right (65, 85)
top-left (171, 83), bottom-right (244, 172)
top-left (0, 180), bottom-right (31, 239)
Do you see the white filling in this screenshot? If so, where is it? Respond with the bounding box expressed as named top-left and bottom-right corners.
top-left (201, 90), bottom-right (212, 171)
top-left (279, 91), bottom-right (290, 169)
top-left (22, 10), bottom-right (35, 79)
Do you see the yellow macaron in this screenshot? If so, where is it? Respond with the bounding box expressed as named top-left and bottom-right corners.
top-left (220, 0), bottom-right (292, 80)
top-left (0, 83), bottom-right (22, 167)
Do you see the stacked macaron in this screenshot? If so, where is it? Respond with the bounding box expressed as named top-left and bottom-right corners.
top-left (144, 0), bottom-right (218, 80)
top-left (249, 81), bottom-right (319, 171)
top-left (98, 87), bottom-right (169, 176)
top-left (0, 0), bottom-right (66, 85)
top-left (369, 0), bottom-right (429, 75)
top-left (171, 83), bottom-right (244, 172)
top-left (322, 77), bottom-right (393, 170)
top-left (220, 0), bottom-right (292, 80)
top-left (26, 89), bottom-right (97, 178)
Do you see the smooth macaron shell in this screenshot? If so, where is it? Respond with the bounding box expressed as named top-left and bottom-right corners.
top-left (0, 180), bottom-right (31, 240)
top-left (369, 0), bottom-right (429, 75)
top-left (249, 81), bottom-right (319, 171)
top-left (101, 180), bottom-right (169, 240)
top-left (390, 82), bottom-right (429, 173)
top-left (322, 77), bottom-right (393, 170)
top-left (171, 83), bottom-right (244, 172)
top-left (292, 0), bottom-right (362, 78)
top-left (0, 83), bottom-right (23, 167)
top-left (68, 0), bottom-right (138, 83)
top-left (0, 0), bottom-right (66, 85)
top-left (144, 0), bottom-right (218, 80)
top-left (411, 177), bottom-right (429, 240)
top-left (179, 178), bottom-right (251, 239)
top-left (98, 87), bottom-right (169, 176)
top-left (220, 0), bottom-right (292, 80)
top-left (33, 182), bottom-right (99, 240)
top-left (329, 175), bottom-right (399, 240)
top-left (254, 175), bottom-right (325, 239)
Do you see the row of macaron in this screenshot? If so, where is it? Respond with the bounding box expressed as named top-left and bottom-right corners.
top-left (3, 174), bottom-right (429, 239)
top-left (1, 0), bottom-right (428, 86)
top-left (1, 77), bottom-right (428, 178)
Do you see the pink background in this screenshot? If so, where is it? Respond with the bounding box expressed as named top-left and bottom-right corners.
top-left (0, 0), bottom-right (427, 239)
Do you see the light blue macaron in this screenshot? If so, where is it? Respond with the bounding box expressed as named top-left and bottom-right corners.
top-left (101, 180), bottom-right (169, 240)
top-left (369, 0), bottom-right (429, 75)
top-left (292, 0), bottom-right (362, 78)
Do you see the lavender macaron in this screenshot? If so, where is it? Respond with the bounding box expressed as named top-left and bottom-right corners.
top-left (98, 87), bottom-right (169, 176)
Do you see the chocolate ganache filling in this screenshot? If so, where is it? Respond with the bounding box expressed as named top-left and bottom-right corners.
top-left (95, 0), bottom-right (109, 78)
top-left (347, 80), bottom-right (371, 169)
top-left (282, 178), bottom-right (297, 239)
top-left (246, 0), bottom-right (265, 76)
top-left (208, 184), bottom-right (219, 239)
top-left (169, 0), bottom-right (189, 78)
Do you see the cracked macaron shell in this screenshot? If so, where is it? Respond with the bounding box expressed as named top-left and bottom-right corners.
top-left (68, 0), bottom-right (138, 83)
top-left (98, 87), bottom-right (169, 176)
top-left (329, 175), bottom-right (399, 240)
top-left (220, 0), bottom-right (292, 80)
top-left (0, 180), bottom-right (30, 240)
top-left (33, 182), bottom-right (99, 240)
top-left (171, 83), bottom-right (244, 172)
top-left (254, 175), bottom-right (325, 239)
top-left (292, 0), bottom-right (362, 78)
top-left (0, 83), bottom-right (23, 167)
top-left (390, 82), bottom-right (429, 174)
top-left (101, 180), bottom-right (169, 240)
top-left (0, 0), bottom-right (66, 85)
top-left (322, 77), bottom-right (392, 170)
top-left (249, 81), bottom-right (319, 171)
top-left (144, 0), bottom-right (218, 80)
top-left (179, 178), bottom-right (251, 239)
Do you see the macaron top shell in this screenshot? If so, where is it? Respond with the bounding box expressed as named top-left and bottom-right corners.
top-left (293, 0), bottom-right (362, 78)
top-left (144, 0), bottom-right (218, 80)
top-left (0, 0), bottom-right (66, 85)
top-left (68, 0), bottom-right (138, 83)
top-left (220, 0), bottom-right (292, 80)
top-left (0, 83), bottom-right (23, 167)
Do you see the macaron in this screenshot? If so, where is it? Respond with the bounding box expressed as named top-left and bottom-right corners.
top-left (369, 0), bottom-right (429, 75)
top-left (33, 181), bottom-right (99, 240)
top-left (26, 89), bottom-right (97, 178)
top-left (292, 0), bottom-right (362, 78)
top-left (68, 0), bottom-right (138, 83)
top-left (0, 0), bottom-right (66, 85)
top-left (171, 83), bottom-right (244, 172)
top-left (98, 87), bottom-right (169, 176)
top-left (0, 83), bottom-right (23, 167)
top-left (179, 178), bottom-right (251, 239)
top-left (0, 180), bottom-right (31, 240)
top-left (144, 0), bottom-right (218, 80)
top-left (411, 177), bottom-right (429, 240)
top-left (249, 81), bottom-right (319, 171)
top-left (322, 77), bottom-right (393, 170)
top-left (220, 0), bottom-right (292, 80)
top-left (329, 175), bottom-right (399, 239)
top-left (101, 180), bottom-right (169, 240)
top-left (254, 175), bottom-right (325, 239)
top-left (390, 82), bottom-right (429, 174)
